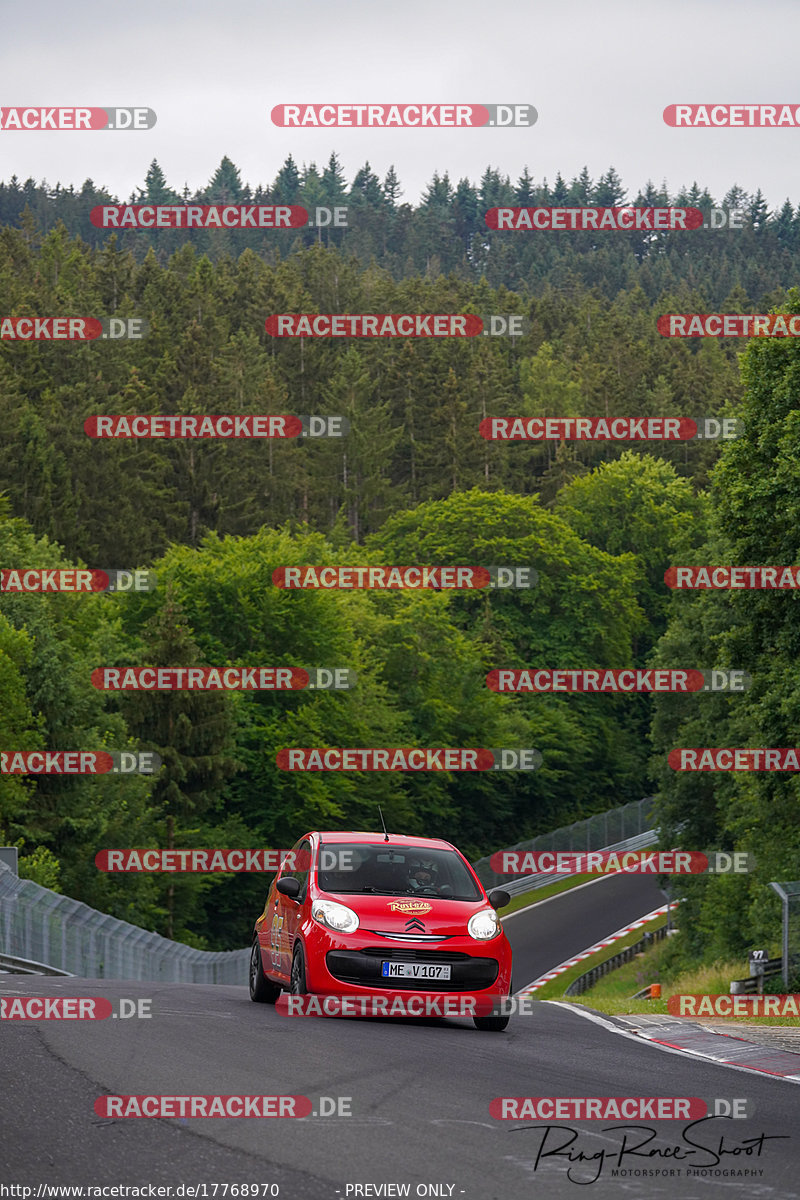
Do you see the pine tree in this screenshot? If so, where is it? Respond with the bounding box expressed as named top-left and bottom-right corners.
top-left (137, 160), bottom-right (179, 204)
top-left (421, 171), bottom-right (454, 208)
top-left (453, 178), bottom-right (479, 252)
top-left (96, 234), bottom-right (134, 312)
top-left (551, 172), bottom-right (569, 204)
top-left (273, 155), bottom-right (301, 203)
top-left (568, 166), bottom-right (593, 203)
top-left (594, 166), bottom-right (626, 206)
top-left (300, 161), bottom-right (325, 208)
top-left (204, 157), bottom-right (245, 203)
top-left (723, 183), bottom-right (749, 212)
top-left (321, 152), bottom-right (347, 207)
top-left (478, 167), bottom-right (514, 210)
top-left (319, 347), bottom-right (404, 541)
top-left (383, 165), bottom-right (402, 207)
top-left (349, 162), bottom-right (383, 207)
top-left (773, 199), bottom-right (798, 243)
top-left (515, 167), bottom-right (535, 206)
top-left (748, 188), bottom-right (769, 230)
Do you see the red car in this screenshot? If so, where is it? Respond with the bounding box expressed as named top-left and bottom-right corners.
top-left (249, 831), bottom-right (513, 1031)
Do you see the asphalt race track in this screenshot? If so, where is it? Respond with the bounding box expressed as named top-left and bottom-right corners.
top-left (2, 874), bottom-right (797, 1199)
top-left (503, 871), bottom-right (670, 987)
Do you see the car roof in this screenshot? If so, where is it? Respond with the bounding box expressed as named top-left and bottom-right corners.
top-left (311, 831), bottom-right (456, 850)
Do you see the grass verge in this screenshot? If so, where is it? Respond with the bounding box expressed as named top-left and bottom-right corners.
top-left (528, 912), bottom-right (669, 1001)
top-left (543, 934), bottom-right (800, 1026)
top-left (498, 873), bottom-right (599, 916)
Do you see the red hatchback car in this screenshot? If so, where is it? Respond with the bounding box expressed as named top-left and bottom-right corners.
top-left (249, 831), bottom-right (513, 1031)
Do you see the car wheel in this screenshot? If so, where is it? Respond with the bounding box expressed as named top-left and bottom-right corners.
top-left (290, 943), bottom-right (308, 995)
top-left (473, 1013), bottom-right (510, 1032)
top-left (249, 938), bottom-right (280, 1004)
top-left (473, 976), bottom-right (512, 1031)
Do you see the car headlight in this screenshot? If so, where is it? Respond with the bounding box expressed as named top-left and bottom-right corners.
top-left (312, 898), bottom-right (360, 934)
top-left (468, 909), bottom-right (501, 940)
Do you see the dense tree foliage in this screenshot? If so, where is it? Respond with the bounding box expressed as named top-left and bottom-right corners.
top-left (0, 162), bottom-right (795, 959)
top-left (652, 290), bottom-right (800, 965)
top-left (2, 158), bottom-right (799, 305)
top-left (0, 222), bottom-right (742, 562)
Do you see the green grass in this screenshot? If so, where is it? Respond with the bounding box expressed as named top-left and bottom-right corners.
top-left (497, 872), bottom-right (598, 916)
top-left (547, 937), bottom-right (800, 1026)
top-left (529, 912), bottom-right (670, 1001)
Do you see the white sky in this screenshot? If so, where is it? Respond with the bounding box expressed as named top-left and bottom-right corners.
top-left (1, 0), bottom-right (798, 209)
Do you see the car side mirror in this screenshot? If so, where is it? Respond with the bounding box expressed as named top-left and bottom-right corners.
top-left (488, 889), bottom-right (510, 911)
top-left (277, 877), bottom-right (301, 899)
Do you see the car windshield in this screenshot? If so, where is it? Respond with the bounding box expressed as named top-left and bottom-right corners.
top-left (317, 842), bottom-right (482, 901)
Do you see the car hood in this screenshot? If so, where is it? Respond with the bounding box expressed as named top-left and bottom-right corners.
top-left (317, 891), bottom-right (491, 936)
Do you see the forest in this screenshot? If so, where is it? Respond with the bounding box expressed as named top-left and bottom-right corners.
top-left (0, 157), bottom-right (796, 962)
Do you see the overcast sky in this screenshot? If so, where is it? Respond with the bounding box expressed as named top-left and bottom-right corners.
top-left (2, 0), bottom-right (799, 209)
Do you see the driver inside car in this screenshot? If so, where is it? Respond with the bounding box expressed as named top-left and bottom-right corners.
top-left (407, 862), bottom-right (435, 890)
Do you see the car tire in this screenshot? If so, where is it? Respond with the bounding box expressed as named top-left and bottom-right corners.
top-left (249, 938), bottom-right (281, 1004)
top-left (473, 1013), bottom-right (510, 1032)
top-left (290, 943), bottom-right (308, 995)
top-left (473, 976), bottom-right (512, 1031)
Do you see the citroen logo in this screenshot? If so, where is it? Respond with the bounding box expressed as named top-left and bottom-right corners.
top-left (405, 918), bottom-right (425, 931)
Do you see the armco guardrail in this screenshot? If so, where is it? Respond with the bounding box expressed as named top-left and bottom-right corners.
top-left (564, 924), bottom-right (671, 996)
top-left (0, 951), bottom-right (73, 977)
top-left (729, 957), bottom-right (783, 995)
top-left (0, 861), bottom-right (248, 983)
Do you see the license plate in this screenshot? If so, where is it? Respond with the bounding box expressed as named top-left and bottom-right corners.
top-left (381, 961), bottom-right (452, 980)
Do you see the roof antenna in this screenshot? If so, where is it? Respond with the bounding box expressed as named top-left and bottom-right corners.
top-left (378, 805), bottom-right (390, 842)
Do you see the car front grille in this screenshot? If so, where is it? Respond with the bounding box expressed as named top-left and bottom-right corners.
top-left (360, 948), bottom-right (471, 962)
top-left (325, 948), bottom-right (498, 991)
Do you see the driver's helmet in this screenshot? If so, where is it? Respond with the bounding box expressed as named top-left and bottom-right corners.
top-left (408, 859), bottom-right (435, 888)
